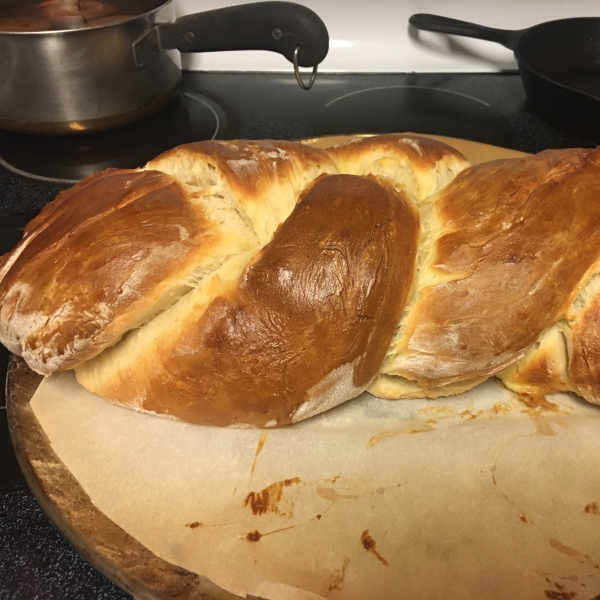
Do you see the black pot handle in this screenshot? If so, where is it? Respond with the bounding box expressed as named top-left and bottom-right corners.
top-left (409, 13), bottom-right (524, 51)
top-left (158, 1), bottom-right (328, 67)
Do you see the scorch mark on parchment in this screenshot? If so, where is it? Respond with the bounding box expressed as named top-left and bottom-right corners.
top-left (549, 538), bottom-right (600, 569)
top-left (328, 557), bottom-right (350, 591)
top-left (366, 430), bottom-right (402, 448)
top-left (366, 422), bottom-right (435, 448)
top-left (250, 431), bottom-right (268, 476)
top-left (244, 477), bottom-right (301, 515)
top-left (317, 486), bottom-right (358, 501)
top-left (244, 525), bottom-right (296, 543)
top-left (544, 586), bottom-right (578, 600)
top-left (360, 529), bottom-right (389, 566)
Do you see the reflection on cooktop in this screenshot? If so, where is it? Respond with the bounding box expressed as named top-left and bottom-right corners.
top-left (315, 86), bottom-right (514, 148)
top-left (0, 91), bottom-right (225, 182)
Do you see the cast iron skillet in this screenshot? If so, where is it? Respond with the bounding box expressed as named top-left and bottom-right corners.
top-left (409, 13), bottom-right (600, 142)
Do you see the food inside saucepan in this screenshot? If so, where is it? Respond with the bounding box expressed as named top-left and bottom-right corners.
top-left (1, 135), bottom-right (599, 427)
top-left (0, 0), bottom-right (141, 30)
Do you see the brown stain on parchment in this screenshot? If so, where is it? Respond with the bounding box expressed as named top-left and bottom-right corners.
top-left (360, 530), bottom-right (389, 566)
top-left (549, 538), bottom-right (600, 569)
top-left (250, 431), bottom-right (268, 476)
top-left (544, 590), bottom-right (577, 600)
top-left (246, 530), bottom-right (263, 542)
top-left (490, 435), bottom-right (533, 508)
top-left (244, 525), bottom-right (296, 543)
top-left (518, 391), bottom-right (568, 416)
top-left (584, 502), bottom-right (599, 515)
top-left (244, 477), bottom-right (301, 515)
top-left (531, 569), bottom-right (579, 583)
top-left (368, 401), bottom-right (521, 451)
top-left (491, 402), bottom-right (512, 415)
top-left (367, 422), bottom-right (434, 447)
top-left (460, 408), bottom-right (484, 420)
top-left (185, 521), bottom-right (202, 529)
top-left (328, 557), bottom-right (350, 591)
top-left (317, 486), bottom-right (359, 501)
top-left (517, 511), bottom-right (529, 524)
top-left (490, 463), bottom-right (500, 491)
top-left (367, 430), bottom-right (402, 448)
top-left (417, 405), bottom-right (452, 414)
top-left (533, 419), bottom-right (558, 436)
top-left (505, 389), bottom-right (570, 435)
top-left (409, 423), bottom-right (434, 434)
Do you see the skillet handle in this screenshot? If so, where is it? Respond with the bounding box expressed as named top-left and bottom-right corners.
top-left (409, 13), bottom-right (523, 51)
top-left (159, 1), bottom-right (329, 67)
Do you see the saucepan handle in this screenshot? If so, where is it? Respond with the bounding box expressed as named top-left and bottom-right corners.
top-left (161, 1), bottom-right (329, 67)
top-left (409, 13), bottom-right (523, 51)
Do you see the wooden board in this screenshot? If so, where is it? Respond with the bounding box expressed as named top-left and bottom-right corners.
top-left (7, 356), bottom-right (245, 600)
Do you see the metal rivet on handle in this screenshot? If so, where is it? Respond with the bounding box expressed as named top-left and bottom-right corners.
top-left (184, 31), bottom-right (195, 43)
top-left (272, 28), bottom-right (282, 39)
top-left (293, 45), bottom-right (318, 90)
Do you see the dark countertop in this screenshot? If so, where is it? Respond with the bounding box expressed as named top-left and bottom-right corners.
top-left (0, 70), bottom-right (595, 599)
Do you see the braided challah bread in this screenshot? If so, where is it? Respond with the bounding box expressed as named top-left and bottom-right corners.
top-left (2, 134), bottom-right (599, 426)
top-left (372, 146), bottom-right (600, 401)
top-left (0, 135), bottom-right (468, 426)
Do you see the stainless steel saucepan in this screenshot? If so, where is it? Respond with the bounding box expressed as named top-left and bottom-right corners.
top-left (0, 0), bottom-right (329, 135)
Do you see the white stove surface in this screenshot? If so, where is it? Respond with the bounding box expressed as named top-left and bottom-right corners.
top-left (176, 0), bottom-right (600, 73)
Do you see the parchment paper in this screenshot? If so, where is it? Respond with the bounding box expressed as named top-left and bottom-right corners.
top-left (24, 137), bottom-right (600, 599)
top-left (30, 373), bottom-right (600, 599)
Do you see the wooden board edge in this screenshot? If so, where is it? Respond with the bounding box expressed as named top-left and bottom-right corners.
top-left (6, 355), bottom-right (248, 600)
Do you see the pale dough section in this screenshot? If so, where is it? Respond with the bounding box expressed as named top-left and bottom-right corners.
top-left (30, 373), bottom-right (600, 600)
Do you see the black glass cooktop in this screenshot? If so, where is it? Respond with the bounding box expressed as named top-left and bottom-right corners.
top-left (0, 91), bottom-right (225, 182)
top-left (0, 71), bottom-right (594, 188)
top-left (315, 85), bottom-right (514, 146)
top-left (0, 70), bottom-right (597, 599)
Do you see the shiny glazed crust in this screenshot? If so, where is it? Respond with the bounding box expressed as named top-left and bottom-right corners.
top-left (145, 139), bottom-right (339, 247)
top-left (372, 147), bottom-right (600, 400)
top-left (0, 135), bottom-right (468, 425)
top-left (6, 135), bottom-right (600, 419)
top-left (0, 169), bottom-right (257, 375)
top-left (76, 175), bottom-right (420, 427)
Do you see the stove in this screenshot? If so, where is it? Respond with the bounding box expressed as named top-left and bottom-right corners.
top-left (0, 68), bottom-right (596, 599)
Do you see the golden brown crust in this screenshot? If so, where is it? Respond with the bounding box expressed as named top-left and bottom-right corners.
top-left (0, 169), bottom-right (256, 374)
top-left (501, 268), bottom-right (600, 406)
top-left (369, 372), bottom-right (486, 400)
top-left (569, 292), bottom-right (600, 402)
top-left (327, 134), bottom-right (467, 171)
top-left (380, 147), bottom-right (600, 389)
top-left (2, 135), bottom-right (469, 399)
top-left (77, 175), bottom-right (419, 427)
top-left (496, 322), bottom-right (570, 400)
top-left (8, 134), bottom-right (600, 419)
top-left (325, 134), bottom-right (470, 200)
top-left (147, 139), bottom-right (338, 246)
top-left (20, 168), bottom-right (120, 237)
